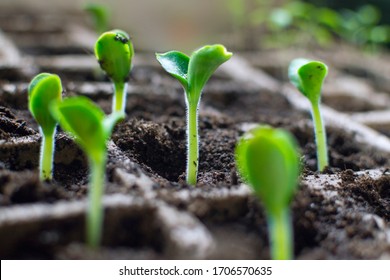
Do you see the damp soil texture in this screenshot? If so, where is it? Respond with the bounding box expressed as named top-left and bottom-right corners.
top-left (1, 10), bottom-right (390, 260)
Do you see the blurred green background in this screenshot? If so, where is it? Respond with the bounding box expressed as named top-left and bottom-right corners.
top-left (0, 0), bottom-right (389, 52)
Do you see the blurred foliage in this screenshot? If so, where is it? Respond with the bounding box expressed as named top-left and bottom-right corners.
top-left (309, 0), bottom-right (390, 22)
top-left (227, 0), bottom-right (390, 52)
top-left (83, 3), bottom-right (110, 34)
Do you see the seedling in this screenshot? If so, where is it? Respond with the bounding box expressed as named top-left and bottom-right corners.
top-left (156, 45), bottom-right (232, 185)
top-left (84, 3), bottom-right (110, 34)
top-left (95, 29), bottom-right (134, 115)
top-left (235, 126), bottom-right (300, 260)
top-left (50, 96), bottom-right (122, 248)
top-left (28, 73), bottom-right (62, 181)
top-left (288, 58), bottom-right (328, 171)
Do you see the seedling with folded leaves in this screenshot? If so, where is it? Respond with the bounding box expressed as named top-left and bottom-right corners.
top-left (28, 73), bottom-right (62, 181)
top-left (95, 29), bottom-right (134, 115)
top-left (156, 45), bottom-right (232, 185)
top-left (236, 126), bottom-right (300, 260)
top-left (50, 96), bottom-right (123, 248)
top-left (289, 58), bottom-right (328, 171)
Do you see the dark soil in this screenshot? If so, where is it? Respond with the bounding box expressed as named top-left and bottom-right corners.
top-left (1, 74), bottom-right (389, 259)
top-left (293, 174), bottom-right (390, 259)
top-left (112, 86), bottom-right (389, 184)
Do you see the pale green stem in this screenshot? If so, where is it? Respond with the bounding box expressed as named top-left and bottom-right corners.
top-left (113, 82), bottom-right (127, 114)
top-left (311, 102), bottom-right (328, 171)
top-left (39, 128), bottom-right (55, 181)
top-left (267, 208), bottom-right (293, 260)
top-left (186, 103), bottom-right (199, 185)
top-left (87, 153), bottom-right (106, 248)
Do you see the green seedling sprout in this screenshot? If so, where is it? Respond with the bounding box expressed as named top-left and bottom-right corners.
top-left (95, 29), bottom-right (134, 115)
top-left (235, 126), bottom-right (300, 260)
top-left (84, 3), bottom-right (110, 34)
top-left (156, 45), bottom-right (232, 185)
top-left (288, 58), bottom-right (329, 171)
top-left (50, 96), bottom-right (122, 248)
top-left (28, 73), bottom-right (62, 181)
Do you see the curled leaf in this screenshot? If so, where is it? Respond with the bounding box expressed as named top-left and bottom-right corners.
top-left (288, 58), bottom-right (328, 104)
top-left (155, 51), bottom-right (189, 91)
top-left (28, 73), bottom-right (62, 135)
top-left (187, 44), bottom-right (232, 103)
top-left (236, 126), bottom-right (300, 214)
top-left (50, 96), bottom-right (107, 162)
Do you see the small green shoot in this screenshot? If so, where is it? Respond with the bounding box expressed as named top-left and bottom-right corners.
top-left (28, 73), bottom-right (62, 181)
top-left (289, 58), bottom-right (329, 171)
top-left (236, 126), bottom-right (300, 260)
top-left (156, 45), bottom-right (232, 185)
top-left (84, 3), bottom-right (110, 34)
top-left (95, 29), bottom-right (134, 115)
top-left (50, 96), bottom-right (122, 248)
